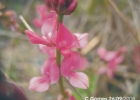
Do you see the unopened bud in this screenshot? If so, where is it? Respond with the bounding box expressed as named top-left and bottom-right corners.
top-left (45, 0), bottom-right (78, 15)
top-left (45, 0), bottom-right (52, 9)
top-left (57, 0), bottom-right (66, 14)
top-left (51, 0), bottom-right (58, 10)
top-left (65, 0), bottom-right (78, 15)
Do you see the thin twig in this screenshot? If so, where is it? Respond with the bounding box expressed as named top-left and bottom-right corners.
top-left (19, 15), bottom-right (33, 31)
top-left (108, 0), bottom-right (139, 43)
top-left (128, 0), bottom-right (140, 40)
top-left (81, 35), bottom-right (101, 55)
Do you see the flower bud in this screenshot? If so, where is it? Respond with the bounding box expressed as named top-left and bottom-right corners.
top-left (57, 0), bottom-right (66, 14)
top-left (45, 0), bottom-right (52, 9)
top-left (52, 0), bottom-right (59, 7)
top-left (65, 0), bottom-right (78, 15)
top-left (45, 0), bottom-right (78, 15)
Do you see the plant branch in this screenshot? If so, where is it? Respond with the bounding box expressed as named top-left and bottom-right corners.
top-left (56, 14), bottom-right (67, 98)
top-left (19, 15), bottom-right (33, 31)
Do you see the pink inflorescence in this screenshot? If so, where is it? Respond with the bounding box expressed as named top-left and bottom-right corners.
top-left (25, 2), bottom-right (89, 93)
top-left (97, 47), bottom-right (126, 78)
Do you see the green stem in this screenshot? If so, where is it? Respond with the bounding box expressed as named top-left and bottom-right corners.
top-left (58, 14), bottom-right (64, 23)
top-left (56, 14), bottom-right (67, 98)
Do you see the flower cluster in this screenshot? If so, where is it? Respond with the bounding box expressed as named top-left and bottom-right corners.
top-left (0, 10), bottom-right (21, 31)
top-left (45, 0), bottom-right (78, 15)
top-left (25, 2), bottom-right (89, 93)
top-left (97, 47), bottom-right (126, 78)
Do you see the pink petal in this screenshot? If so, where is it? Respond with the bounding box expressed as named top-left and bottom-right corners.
top-left (41, 58), bottom-right (59, 84)
top-left (98, 47), bottom-right (116, 62)
top-left (118, 46), bottom-right (126, 54)
top-left (68, 35), bottom-right (80, 48)
top-left (103, 52), bottom-right (116, 62)
top-left (34, 4), bottom-right (56, 28)
top-left (106, 68), bottom-right (115, 78)
top-left (33, 5), bottom-right (48, 28)
top-left (25, 30), bottom-right (50, 45)
top-left (115, 56), bottom-right (124, 64)
top-left (107, 61), bottom-right (118, 78)
top-left (69, 72), bottom-right (89, 89)
top-left (39, 44), bottom-right (56, 57)
top-left (41, 18), bottom-right (57, 43)
top-left (61, 56), bottom-right (72, 77)
top-left (60, 48), bottom-right (72, 57)
top-left (37, 4), bottom-right (47, 15)
top-left (56, 24), bottom-right (74, 49)
top-left (71, 52), bottom-right (82, 70)
top-left (98, 47), bottom-right (106, 59)
top-left (49, 62), bottom-right (59, 84)
top-left (33, 19), bottom-right (42, 28)
top-left (41, 58), bottom-right (56, 75)
top-left (61, 52), bottom-right (81, 77)
top-left (108, 61), bottom-right (118, 71)
top-left (79, 57), bottom-right (88, 71)
top-left (29, 76), bottom-right (50, 92)
top-left (65, 0), bottom-right (78, 15)
top-left (74, 33), bottom-right (88, 48)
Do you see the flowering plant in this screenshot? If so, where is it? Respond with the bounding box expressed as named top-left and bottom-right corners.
top-left (98, 47), bottom-right (126, 78)
top-left (25, 0), bottom-right (89, 99)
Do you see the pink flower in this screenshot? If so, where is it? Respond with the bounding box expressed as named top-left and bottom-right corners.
top-left (55, 24), bottom-right (88, 56)
top-left (33, 4), bottom-right (56, 28)
top-left (25, 18), bottom-right (88, 57)
top-left (25, 18), bottom-right (57, 46)
top-left (61, 52), bottom-right (89, 89)
top-left (39, 44), bottom-right (56, 58)
top-left (98, 47), bottom-right (126, 78)
top-left (74, 33), bottom-right (88, 48)
top-left (29, 58), bottom-right (59, 92)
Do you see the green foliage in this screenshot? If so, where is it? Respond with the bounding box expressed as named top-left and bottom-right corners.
top-left (6, 63), bottom-right (19, 81)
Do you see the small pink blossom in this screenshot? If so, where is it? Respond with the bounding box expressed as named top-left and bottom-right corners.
top-left (61, 52), bottom-right (89, 89)
top-left (29, 58), bottom-right (59, 92)
top-left (39, 44), bottom-right (56, 58)
top-left (33, 4), bottom-right (56, 28)
top-left (74, 33), bottom-right (88, 48)
top-left (98, 47), bottom-right (126, 78)
top-left (25, 18), bottom-right (57, 47)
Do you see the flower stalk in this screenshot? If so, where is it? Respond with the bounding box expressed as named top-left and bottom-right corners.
top-left (56, 14), bottom-right (67, 98)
